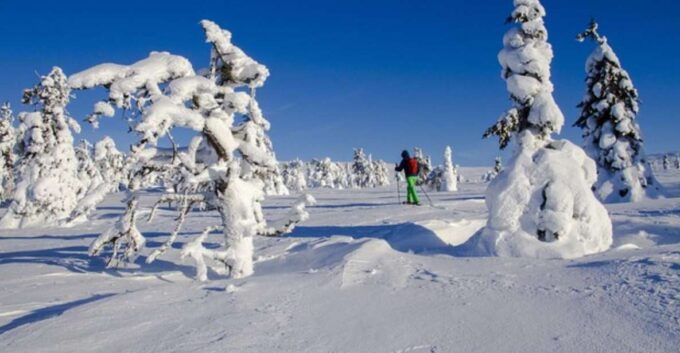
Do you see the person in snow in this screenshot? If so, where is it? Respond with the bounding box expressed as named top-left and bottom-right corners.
top-left (395, 150), bottom-right (420, 205)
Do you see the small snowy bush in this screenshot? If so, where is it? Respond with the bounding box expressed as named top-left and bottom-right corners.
top-left (482, 157), bottom-right (502, 182)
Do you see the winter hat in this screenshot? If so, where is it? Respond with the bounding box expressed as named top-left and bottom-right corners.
top-left (401, 150), bottom-right (410, 159)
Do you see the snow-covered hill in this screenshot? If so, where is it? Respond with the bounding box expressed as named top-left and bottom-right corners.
top-left (0, 168), bottom-right (678, 352)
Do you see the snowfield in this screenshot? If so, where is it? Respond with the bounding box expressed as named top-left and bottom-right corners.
top-left (0, 167), bottom-right (678, 353)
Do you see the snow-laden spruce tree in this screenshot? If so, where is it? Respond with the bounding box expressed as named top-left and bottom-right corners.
top-left (73, 20), bottom-right (313, 279)
top-left (474, 0), bottom-right (612, 258)
top-left (575, 20), bottom-right (661, 203)
top-left (0, 68), bottom-right (85, 229)
top-left (0, 103), bottom-right (17, 201)
top-left (309, 157), bottom-right (345, 189)
top-left (281, 159), bottom-right (307, 192)
top-left (372, 159), bottom-right (391, 187)
top-left (352, 148), bottom-right (376, 188)
top-left (62, 139), bottom-right (113, 227)
top-left (661, 155), bottom-right (669, 170)
top-left (442, 146), bottom-right (458, 191)
top-left (351, 148), bottom-right (368, 188)
top-left (75, 140), bottom-right (104, 195)
top-left (94, 136), bottom-right (127, 192)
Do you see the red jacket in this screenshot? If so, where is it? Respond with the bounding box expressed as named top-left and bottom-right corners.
top-left (395, 157), bottom-right (419, 177)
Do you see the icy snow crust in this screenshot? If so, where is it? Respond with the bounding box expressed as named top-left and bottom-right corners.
top-left (0, 170), bottom-right (678, 352)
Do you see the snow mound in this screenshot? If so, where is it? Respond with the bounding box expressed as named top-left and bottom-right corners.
top-left (415, 219), bottom-right (485, 247)
top-left (473, 139), bottom-right (613, 259)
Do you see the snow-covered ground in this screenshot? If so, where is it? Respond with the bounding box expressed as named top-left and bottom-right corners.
top-left (0, 167), bottom-right (678, 353)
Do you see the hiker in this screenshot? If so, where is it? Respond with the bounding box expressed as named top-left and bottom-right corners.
top-left (395, 150), bottom-right (420, 205)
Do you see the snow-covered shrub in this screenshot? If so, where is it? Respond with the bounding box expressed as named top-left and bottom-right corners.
top-left (350, 148), bottom-right (391, 188)
top-left (0, 103), bottom-right (17, 201)
top-left (575, 20), bottom-right (661, 203)
top-left (75, 140), bottom-right (104, 195)
top-left (413, 147), bottom-right (432, 185)
top-left (59, 140), bottom-right (110, 226)
top-left (474, 0), bottom-right (612, 259)
top-left (482, 157), bottom-right (502, 182)
top-left (78, 20), bottom-right (313, 279)
top-left (89, 197), bottom-right (144, 267)
top-left (0, 67), bottom-right (84, 229)
top-left (94, 136), bottom-right (127, 192)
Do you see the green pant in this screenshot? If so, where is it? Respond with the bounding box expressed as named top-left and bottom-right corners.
top-left (406, 176), bottom-right (420, 204)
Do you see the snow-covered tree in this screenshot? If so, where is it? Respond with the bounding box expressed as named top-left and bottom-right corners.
top-left (423, 147), bottom-right (458, 192)
top-left (75, 140), bottom-right (104, 195)
top-left (75, 20), bottom-right (313, 279)
top-left (62, 139), bottom-right (112, 227)
top-left (309, 157), bottom-right (345, 189)
top-left (94, 136), bottom-right (127, 192)
top-left (575, 20), bottom-right (661, 203)
top-left (0, 103), bottom-right (17, 201)
top-left (351, 148), bottom-right (372, 188)
top-left (413, 147), bottom-right (432, 185)
top-left (281, 159), bottom-right (307, 192)
top-left (371, 159), bottom-right (391, 187)
top-left (0, 67), bottom-right (84, 229)
top-left (675, 155), bottom-right (680, 170)
top-left (473, 1), bottom-right (612, 259)
top-left (661, 155), bottom-right (669, 170)
top-left (442, 146), bottom-right (458, 192)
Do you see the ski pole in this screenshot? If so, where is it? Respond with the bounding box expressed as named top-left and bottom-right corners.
top-left (418, 183), bottom-right (436, 208)
top-left (396, 174), bottom-right (402, 204)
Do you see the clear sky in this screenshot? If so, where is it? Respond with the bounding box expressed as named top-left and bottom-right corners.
top-left (1, 0), bottom-right (678, 166)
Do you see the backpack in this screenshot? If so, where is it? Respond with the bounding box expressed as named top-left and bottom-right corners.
top-left (406, 157), bottom-right (420, 175)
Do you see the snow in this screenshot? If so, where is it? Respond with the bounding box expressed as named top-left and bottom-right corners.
top-left (471, 138), bottom-right (613, 258)
top-left (0, 168), bottom-right (678, 352)
top-left (69, 52), bottom-right (195, 108)
top-left (200, 20), bottom-right (270, 89)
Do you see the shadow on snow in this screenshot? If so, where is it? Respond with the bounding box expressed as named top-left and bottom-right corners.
top-left (0, 293), bottom-right (117, 336)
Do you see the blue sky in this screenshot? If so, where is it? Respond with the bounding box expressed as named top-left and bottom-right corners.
top-left (1, 0), bottom-right (678, 166)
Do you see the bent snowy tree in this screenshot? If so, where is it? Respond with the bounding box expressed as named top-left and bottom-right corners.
top-left (71, 20), bottom-right (314, 279)
top-left (474, 0), bottom-right (612, 258)
top-left (575, 20), bottom-right (661, 203)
